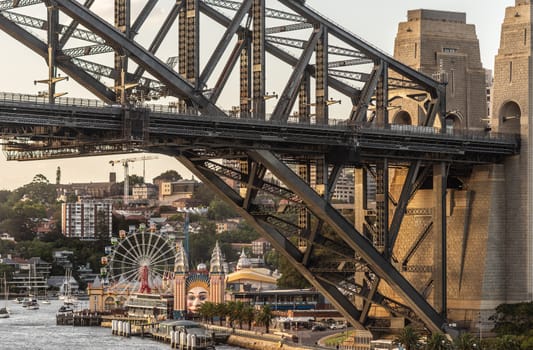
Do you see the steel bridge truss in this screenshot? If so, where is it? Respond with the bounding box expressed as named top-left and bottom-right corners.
top-left (0, 0), bottom-right (506, 334)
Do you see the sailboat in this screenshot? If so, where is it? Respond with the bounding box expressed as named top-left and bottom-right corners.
top-left (60, 268), bottom-right (78, 306)
top-left (22, 265), bottom-right (39, 310)
top-left (0, 273), bottom-right (10, 318)
top-left (41, 289), bottom-right (51, 305)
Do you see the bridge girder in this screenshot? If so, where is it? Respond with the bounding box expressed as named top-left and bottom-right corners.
top-left (0, 0), bottom-right (521, 335)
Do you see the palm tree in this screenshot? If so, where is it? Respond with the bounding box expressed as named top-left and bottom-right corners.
top-left (214, 303), bottom-right (227, 326)
top-left (225, 301), bottom-right (240, 329)
top-left (453, 333), bottom-right (478, 350)
top-left (256, 305), bottom-right (273, 334)
top-left (394, 326), bottom-right (421, 350)
top-left (425, 332), bottom-right (452, 350)
top-left (198, 301), bottom-right (215, 324)
top-left (234, 301), bottom-right (245, 329)
top-left (495, 335), bottom-right (521, 350)
top-left (242, 304), bottom-right (255, 330)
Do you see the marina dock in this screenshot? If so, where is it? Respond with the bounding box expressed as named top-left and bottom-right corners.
top-left (56, 311), bottom-right (102, 326)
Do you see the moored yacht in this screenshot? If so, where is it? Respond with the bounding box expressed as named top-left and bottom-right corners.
top-left (1, 274), bottom-right (9, 318)
top-left (22, 297), bottom-right (39, 310)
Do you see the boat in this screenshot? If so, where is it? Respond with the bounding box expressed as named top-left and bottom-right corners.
top-left (59, 268), bottom-right (78, 306)
top-left (0, 306), bottom-right (8, 318)
top-left (57, 304), bottom-right (74, 315)
top-left (41, 290), bottom-right (51, 304)
top-left (56, 304), bottom-right (75, 326)
top-left (21, 266), bottom-right (39, 310)
top-left (22, 297), bottom-right (39, 310)
top-left (125, 292), bottom-right (171, 321)
top-left (0, 273), bottom-right (9, 318)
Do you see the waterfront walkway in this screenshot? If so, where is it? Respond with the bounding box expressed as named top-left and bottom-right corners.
top-left (203, 324), bottom-right (359, 350)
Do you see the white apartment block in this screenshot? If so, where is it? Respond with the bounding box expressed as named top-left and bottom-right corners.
top-left (61, 200), bottom-right (113, 240)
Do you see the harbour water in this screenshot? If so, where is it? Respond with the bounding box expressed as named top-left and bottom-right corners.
top-left (0, 299), bottom-right (243, 350)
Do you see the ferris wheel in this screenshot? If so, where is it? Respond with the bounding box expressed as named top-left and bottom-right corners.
top-left (106, 231), bottom-right (176, 287)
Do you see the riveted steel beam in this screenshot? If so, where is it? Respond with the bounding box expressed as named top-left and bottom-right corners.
top-left (271, 26), bottom-right (322, 121)
top-left (249, 149), bottom-right (446, 333)
top-left (53, 0), bottom-right (225, 115)
top-left (0, 14), bottom-right (114, 102)
top-left (199, 0), bottom-right (253, 89)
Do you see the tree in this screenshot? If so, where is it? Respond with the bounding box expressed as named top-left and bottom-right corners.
top-left (188, 221), bottom-right (216, 266)
top-left (394, 326), bottom-right (421, 350)
top-left (225, 301), bottom-right (238, 328)
top-left (14, 174), bottom-right (57, 205)
top-left (242, 304), bottom-right (255, 330)
top-left (490, 302), bottom-right (533, 336)
top-left (198, 301), bottom-right (216, 324)
top-left (425, 332), bottom-right (452, 350)
top-left (453, 333), bottom-right (478, 350)
top-left (207, 199), bottom-right (237, 220)
top-left (256, 305), bottom-right (273, 333)
top-left (153, 170), bottom-right (182, 183)
top-left (494, 335), bottom-right (521, 350)
top-left (276, 253), bottom-right (311, 289)
top-left (192, 183), bottom-right (215, 206)
top-left (1, 201), bottom-right (47, 241)
top-left (214, 303), bottom-right (228, 326)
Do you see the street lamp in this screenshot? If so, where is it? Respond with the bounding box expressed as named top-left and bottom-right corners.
top-left (326, 98), bottom-right (341, 106)
top-left (263, 92), bottom-right (278, 100)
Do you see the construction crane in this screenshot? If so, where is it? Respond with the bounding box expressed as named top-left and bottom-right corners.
top-left (109, 155), bottom-right (158, 205)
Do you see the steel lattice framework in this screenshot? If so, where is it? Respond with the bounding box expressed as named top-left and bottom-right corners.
top-left (0, 0), bottom-right (521, 334)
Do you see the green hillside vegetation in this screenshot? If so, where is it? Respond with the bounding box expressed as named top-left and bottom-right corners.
top-left (0, 172), bottom-right (307, 292)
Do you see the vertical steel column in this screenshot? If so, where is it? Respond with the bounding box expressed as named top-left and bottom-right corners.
top-left (186, 0), bottom-right (199, 89)
top-left (46, 4), bottom-right (58, 104)
top-left (114, 0), bottom-right (130, 105)
top-left (252, 0), bottom-right (265, 119)
top-left (297, 163), bottom-right (311, 250)
top-left (315, 26), bottom-right (328, 125)
top-left (375, 160), bottom-right (389, 253)
top-left (433, 162), bottom-right (447, 316)
top-left (314, 27), bottom-right (328, 197)
top-left (240, 32), bottom-right (251, 118)
top-left (375, 61), bottom-right (389, 126)
top-left (298, 72), bottom-right (310, 123)
top-left (178, 0), bottom-right (187, 112)
top-left (375, 62), bottom-right (390, 256)
top-left (239, 159), bottom-right (249, 198)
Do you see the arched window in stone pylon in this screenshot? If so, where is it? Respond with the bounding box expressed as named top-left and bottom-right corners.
top-left (499, 101), bottom-right (521, 134)
top-left (392, 110), bottom-right (412, 125)
top-left (444, 112), bottom-right (463, 132)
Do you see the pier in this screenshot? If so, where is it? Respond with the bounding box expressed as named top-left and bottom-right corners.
top-left (56, 311), bottom-right (102, 326)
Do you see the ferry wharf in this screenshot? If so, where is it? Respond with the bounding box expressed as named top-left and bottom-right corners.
top-left (56, 311), bottom-right (102, 326)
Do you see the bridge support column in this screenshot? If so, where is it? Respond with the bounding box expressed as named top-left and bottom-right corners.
top-left (297, 163), bottom-right (311, 250)
top-left (240, 32), bottom-right (251, 118)
top-left (252, 0), bottom-right (265, 119)
top-left (46, 4), bottom-right (58, 104)
top-left (433, 162), bottom-right (447, 316)
top-left (114, 0), bottom-right (130, 105)
top-left (376, 161), bottom-right (389, 255)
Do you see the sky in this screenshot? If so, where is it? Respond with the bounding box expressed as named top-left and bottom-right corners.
top-left (0, 0), bottom-right (516, 190)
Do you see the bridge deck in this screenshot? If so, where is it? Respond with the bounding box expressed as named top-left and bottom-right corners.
top-left (0, 93), bottom-right (520, 164)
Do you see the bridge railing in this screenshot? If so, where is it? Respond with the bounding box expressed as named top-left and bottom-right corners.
top-left (0, 92), bottom-right (519, 147)
top-left (361, 123), bottom-right (519, 144)
top-left (0, 91), bottom-right (106, 108)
